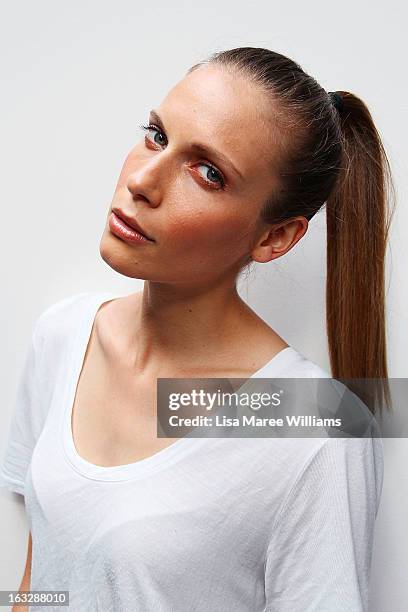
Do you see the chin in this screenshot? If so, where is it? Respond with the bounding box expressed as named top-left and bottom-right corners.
top-left (99, 232), bottom-right (146, 280)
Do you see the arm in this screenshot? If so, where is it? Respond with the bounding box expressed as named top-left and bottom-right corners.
top-left (12, 531), bottom-right (32, 612)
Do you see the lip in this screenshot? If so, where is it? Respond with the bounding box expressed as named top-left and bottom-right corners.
top-left (109, 211), bottom-right (155, 245)
top-left (111, 208), bottom-right (154, 241)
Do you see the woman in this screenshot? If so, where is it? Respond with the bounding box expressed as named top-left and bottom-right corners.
top-left (1, 47), bottom-right (394, 611)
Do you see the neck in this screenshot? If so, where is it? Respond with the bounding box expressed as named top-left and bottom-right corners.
top-left (121, 278), bottom-right (261, 374)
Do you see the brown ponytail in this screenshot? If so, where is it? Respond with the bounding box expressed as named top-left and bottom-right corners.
top-left (326, 92), bottom-right (396, 413)
top-left (189, 48), bottom-right (396, 413)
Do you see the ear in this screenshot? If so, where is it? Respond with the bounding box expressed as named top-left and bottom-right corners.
top-left (250, 217), bottom-right (309, 264)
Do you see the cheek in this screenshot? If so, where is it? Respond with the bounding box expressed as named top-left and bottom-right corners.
top-left (164, 204), bottom-right (254, 260)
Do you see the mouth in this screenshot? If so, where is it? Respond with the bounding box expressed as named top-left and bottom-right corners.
top-left (109, 210), bottom-right (155, 245)
top-left (111, 208), bottom-right (154, 240)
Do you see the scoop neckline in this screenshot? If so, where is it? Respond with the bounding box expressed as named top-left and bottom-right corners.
top-left (61, 291), bottom-right (300, 482)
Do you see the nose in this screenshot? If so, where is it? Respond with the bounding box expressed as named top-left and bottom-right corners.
top-left (126, 155), bottom-right (166, 208)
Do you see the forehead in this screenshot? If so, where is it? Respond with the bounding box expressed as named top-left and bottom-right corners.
top-left (157, 65), bottom-right (281, 181)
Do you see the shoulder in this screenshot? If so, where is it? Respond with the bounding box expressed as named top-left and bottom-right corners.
top-left (262, 345), bottom-right (332, 378)
top-left (290, 349), bottom-right (331, 378)
top-left (33, 291), bottom-right (94, 339)
top-left (35, 291), bottom-right (99, 325)
top-left (32, 291), bottom-right (118, 356)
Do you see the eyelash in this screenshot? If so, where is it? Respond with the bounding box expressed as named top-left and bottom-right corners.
top-left (138, 123), bottom-right (226, 189)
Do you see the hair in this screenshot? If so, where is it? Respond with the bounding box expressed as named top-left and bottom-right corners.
top-left (187, 47), bottom-right (396, 415)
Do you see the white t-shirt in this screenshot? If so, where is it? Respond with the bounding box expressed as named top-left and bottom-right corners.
top-left (0, 292), bottom-right (384, 612)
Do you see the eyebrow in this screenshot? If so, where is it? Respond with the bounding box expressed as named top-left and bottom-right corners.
top-left (149, 109), bottom-right (244, 180)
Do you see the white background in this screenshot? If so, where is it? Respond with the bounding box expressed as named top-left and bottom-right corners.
top-left (0, 1), bottom-right (407, 609)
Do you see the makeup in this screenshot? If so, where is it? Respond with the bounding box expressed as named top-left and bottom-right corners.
top-left (108, 212), bottom-right (154, 245)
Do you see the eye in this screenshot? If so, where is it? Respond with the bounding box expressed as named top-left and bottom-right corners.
top-left (139, 123), bottom-right (226, 190)
top-left (139, 123), bottom-right (167, 147)
top-left (195, 164), bottom-right (225, 188)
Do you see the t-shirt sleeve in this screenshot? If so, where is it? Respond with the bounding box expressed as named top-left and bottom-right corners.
top-left (264, 436), bottom-right (384, 612)
top-left (0, 320), bottom-right (41, 497)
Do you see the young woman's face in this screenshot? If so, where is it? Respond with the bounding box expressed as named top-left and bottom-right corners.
top-left (100, 64), bottom-right (283, 285)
